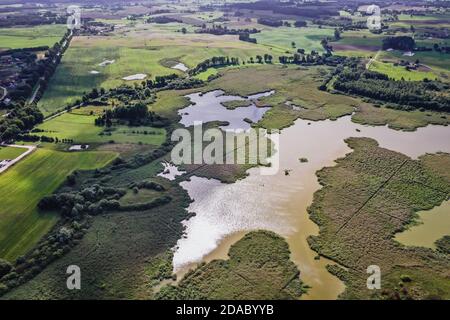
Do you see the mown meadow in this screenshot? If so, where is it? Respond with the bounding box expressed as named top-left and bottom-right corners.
top-left (0, 24), bottom-right (67, 50)
top-left (0, 148), bottom-right (116, 262)
top-left (33, 112), bottom-right (167, 146)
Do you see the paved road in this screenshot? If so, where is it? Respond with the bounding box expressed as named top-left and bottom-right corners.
top-left (0, 144), bottom-right (36, 174)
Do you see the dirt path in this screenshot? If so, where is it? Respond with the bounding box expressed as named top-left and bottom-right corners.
top-left (365, 50), bottom-right (381, 69)
top-left (0, 144), bottom-right (36, 174)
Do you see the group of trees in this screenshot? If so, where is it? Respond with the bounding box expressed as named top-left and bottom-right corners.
top-left (382, 36), bottom-right (416, 51)
top-left (189, 56), bottom-right (240, 75)
top-left (278, 49), bottom-right (344, 66)
top-left (0, 12), bottom-right (66, 28)
top-left (94, 102), bottom-right (168, 127)
top-left (146, 16), bottom-right (181, 24)
top-left (239, 32), bottom-right (257, 44)
top-left (334, 65), bottom-right (450, 112)
top-left (257, 18), bottom-right (283, 27)
top-left (196, 24), bottom-right (260, 36)
top-left (0, 104), bottom-right (43, 142)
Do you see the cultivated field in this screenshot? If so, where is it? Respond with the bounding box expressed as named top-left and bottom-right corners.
top-left (0, 24), bottom-right (67, 50)
top-left (0, 148), bottom-right (116, 261)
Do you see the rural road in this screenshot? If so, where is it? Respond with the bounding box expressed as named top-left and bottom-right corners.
top-left (0, 144), bottom-right (36, 174)
top-left (366, 50), bottom-right (381, 69)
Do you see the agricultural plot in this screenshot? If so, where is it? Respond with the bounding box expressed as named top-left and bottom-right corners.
top-left (0, 148), bottom-right (116, 262)
top-left (332, 30), bottom-right (385, 57)
top-left (33, 112), bottom-right (166, 146)
top-left (0, 24), bottom-right (67, 50)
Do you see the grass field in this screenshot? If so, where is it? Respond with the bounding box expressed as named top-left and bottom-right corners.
top-left (33, 112), bottom-right (166, 145)
top-left (253, 26), bottom-right (334, 53)
top-left (5, 168), bottom-right (191, 299)
top-left (368, 60), bottom-right (436, 81)
top-left (377, 50), bottom-right (450, 80)
top-left (38, 21), bottom-right (275, 115)
top-left (0, 148), bottom-right (116, 262)
top-left (0, 146), bottom-right (25, 160)
top-left (0, 24), bottom-right (67, 50)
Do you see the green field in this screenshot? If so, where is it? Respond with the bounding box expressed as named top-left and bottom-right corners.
top-left (33, 112), bottom-right (166, 146)
top-left (0, 146), bottom-right (25, 160)
top-left (38, 21), bottom-right (274, 115)
top-left (0, 24), bottom-right (67, 50)
top-left (369, 60), bottom-right (436, 81)
top-left (253, 26), bottom-right (334, 53)
top-left (0, 148), bottom-right (116, 261)
top-left (378, 50), bottom-right (450, 80)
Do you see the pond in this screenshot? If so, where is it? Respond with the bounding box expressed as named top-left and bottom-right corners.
top-left (178, 90), bottom-right (272, 130)
top-left (395, 201), bottom-right (450, 249)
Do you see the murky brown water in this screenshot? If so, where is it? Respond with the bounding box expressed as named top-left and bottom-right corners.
top-left (395, 201), bottom-right (450, 249)
top-left (179, 90), bottom-right (272, 130)
top-left (172, 100), bottom-right (450, 299)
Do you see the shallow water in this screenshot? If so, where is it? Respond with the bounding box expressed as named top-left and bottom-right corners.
top-left (122, 73), bottom-right (147, 81)
top-left (157, 162), bottom-right (186, 181)
top-left (395, 201), bottom-right (450, 249)
top-left (98, 59), bottom-right (115, 67)
top-left (179, 90), bottom-right (272, 130)
top-left (173, 113), bottom-right (450, 299)
top-left (172, 63), bottom-right (188, 72)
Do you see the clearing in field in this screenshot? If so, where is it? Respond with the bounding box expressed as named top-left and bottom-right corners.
top-left (0, 148), bottom-right (117, 262)
top-left (0, 24), bottom-right (67, 50)
top-left (33, 112), bottom-right (166, 146)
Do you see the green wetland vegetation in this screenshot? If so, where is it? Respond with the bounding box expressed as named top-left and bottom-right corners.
top-left (156, 231), bottom-right (308, 300)
top-left (308, 137), bottom-right (450, 299)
